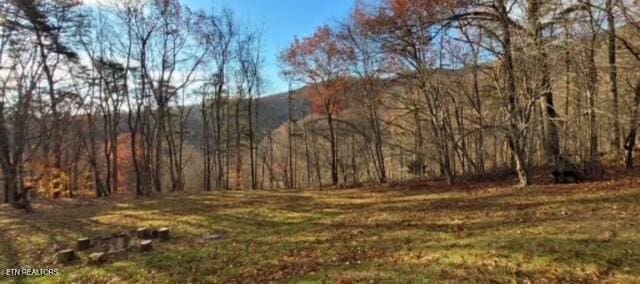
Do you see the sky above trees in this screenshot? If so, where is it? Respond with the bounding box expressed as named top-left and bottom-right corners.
top-left (185, 0), bottom-right (355, 94)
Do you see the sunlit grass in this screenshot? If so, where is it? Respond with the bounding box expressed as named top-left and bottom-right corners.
top-left (1, 181), bottom-right (640, 283)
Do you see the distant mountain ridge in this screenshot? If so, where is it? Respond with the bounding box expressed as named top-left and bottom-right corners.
top-left (174, 92), bottom-right (310, 146)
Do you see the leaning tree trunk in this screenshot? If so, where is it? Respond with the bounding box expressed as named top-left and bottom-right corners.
top-left (512, 141), bottom-right (530, 187)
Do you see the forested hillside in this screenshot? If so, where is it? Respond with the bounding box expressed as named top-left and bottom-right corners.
top-left (3, 0), bottom-right (640, 282)
top-left (180, 92), bottom-right (310, 148)
top-left (1, 0), bottom-right (640, 205)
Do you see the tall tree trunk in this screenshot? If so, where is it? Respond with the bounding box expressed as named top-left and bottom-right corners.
top-left (36, 31), bottom-right (62, 169)
top-left (500, 0), bottom-right (530, 186)
top-left (248, 96), bottom-right (257, 190)
top-left (304, 129), bottom-right (312, 188)
top-left (370, 102), bottom-right (387, 183)
top-left (225, 95), bottom-right (231, 190)
top-left (268, 133), bottom-right (275, 189)
top-left (111, 126), bottom-right (119, 193)
top-left (90, 157), bottom-right (106, 197)
top-left (288, 89), bottom-right (294, 188)
top-left (563, 19), bottom-right (572, 154)
top-left (606, 0), bottom-right (621, 160)
top-left (154, 105), bottom-right (165, 193)
top-left (214, 88), bottom-right (224, 190)
top-left (3, 180), bottom-right (8, 204)
top-left (587, 2), bottom-right (600, 166)
top-left (414, 105), bottom-right (425, 178)
top-left (461, 26), bottom-right (485, 174)
top-left (625, 84), bottom-right (640, 168)
top-left (235, 98), bottom-right (242, 190)
top-left (327, 110), bottom-right (338, 186)
top-left (0, 102), bottom-right (30, 211)
top-left (527, 0), bottom-right (573, 177)
top-left (128, 110), bottom-right (143, 196)
top-left (472, 55), bottom-right (484, 174)
top-left (202, 99), bottom-right (212, 191)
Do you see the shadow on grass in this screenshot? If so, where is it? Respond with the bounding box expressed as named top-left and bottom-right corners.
top-left (1, 182), bottom-right (639, 282)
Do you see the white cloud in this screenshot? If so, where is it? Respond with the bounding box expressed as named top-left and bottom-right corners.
top-left (82, 0), bottom-right (117, 8)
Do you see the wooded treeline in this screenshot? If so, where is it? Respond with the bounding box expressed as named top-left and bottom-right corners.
top-left (0, 0), bottom-right (265, 210)
top-left (276, 0), bottom-right (640, 189)
top-left (1, 0), bottom-right (640, 211)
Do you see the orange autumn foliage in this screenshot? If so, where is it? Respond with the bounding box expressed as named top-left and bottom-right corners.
top-left (114, 132), bottom-right (139, 192)
top-left (355, 0), bottom-right (467, 46)
top-left (280, 26), bottom-right (353, 116)
top-left (23, 133), bottom-right (139, 199)
top-left (356, 0), bottom-right (466, 26)
top-left (305, 77), bottom-right (350, 116)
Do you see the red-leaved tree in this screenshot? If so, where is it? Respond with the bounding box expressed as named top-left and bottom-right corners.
top-left (279, 26), bottom-right (353, 186)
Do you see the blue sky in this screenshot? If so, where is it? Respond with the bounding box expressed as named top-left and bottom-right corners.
top-left (184, 0), bottom-right (356, 95)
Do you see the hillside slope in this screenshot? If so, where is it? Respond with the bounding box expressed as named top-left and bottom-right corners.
top-left (179, 92), bottom-right (310, 146)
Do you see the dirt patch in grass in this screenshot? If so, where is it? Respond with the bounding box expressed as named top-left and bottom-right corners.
top-left (1, 178), bottom-right (640, 283)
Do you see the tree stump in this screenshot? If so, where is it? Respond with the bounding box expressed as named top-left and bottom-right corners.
top-left (57, 249), bottom-right (75, 264)
top-left (158, 228), bottom-right (170, 241)
top-left (150, 229), bottom-right (160, 239)
top-left (140, 240), bottom-right (153, 252)
top-left (77, 238), bottom-right (91, 251)
top-left (88, 252), bottom-right (106, 265)
top-left (136, 228), bottom-right (149, 239)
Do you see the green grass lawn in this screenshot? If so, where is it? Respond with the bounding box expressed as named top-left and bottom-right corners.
top-left (1, 179), bottom-right (640, 283)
